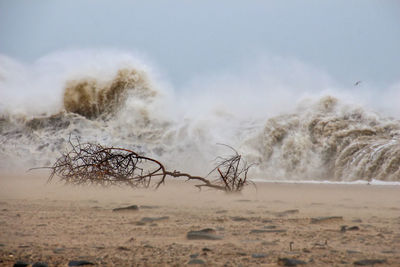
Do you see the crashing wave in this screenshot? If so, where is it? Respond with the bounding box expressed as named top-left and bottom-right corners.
top-left (63, 68), bottom-right (156, 119)
top-left (244, 96), bottom-right (400, 181)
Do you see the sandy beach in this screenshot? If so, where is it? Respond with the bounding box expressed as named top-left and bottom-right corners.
top-left (0, 171), bottom-right (399, 266)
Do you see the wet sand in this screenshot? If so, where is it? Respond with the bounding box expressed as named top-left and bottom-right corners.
top-left (0, 171), bottom-right (399, 266)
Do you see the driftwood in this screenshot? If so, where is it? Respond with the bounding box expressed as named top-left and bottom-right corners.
top-left (43, 138), bottom-right (253, 192)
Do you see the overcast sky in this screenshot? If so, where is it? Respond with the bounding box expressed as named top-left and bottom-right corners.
top-left (0, 0), bottom-right (399, 88)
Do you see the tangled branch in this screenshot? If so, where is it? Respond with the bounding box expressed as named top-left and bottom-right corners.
top-left (43, 138), bottom-right (253, 192)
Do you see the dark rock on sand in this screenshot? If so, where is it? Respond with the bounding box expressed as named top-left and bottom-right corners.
top-left (231, 216), bottom-right (249, 222)
top-left (140, 205), bottom-right (160, 209)
top-left (278, 257), bottom-right (307, 266)
top-left (274, 209), bottom-right (299, 217)
top-left (353, 259), bottom-right (387, 265)
top-left (13, 262), bottom-right (29, 267)
top-left (252, 253), bottom-right (268, 258)
top-left (68, 260), bottom-right (95, 266)
top-left (139, 216), bottom-right (169, 223)
top-left (53, 248), bottom-right (66, 254)
top-left (32, 262), bottom-right (48, 267)
top-left (112, 205), bottom-right (139, 211)
top-left (341, 225), bottom-right (360, 232)
top-left (347, 226), bottom-right (360, 231)
top-left (250, 229), bottom-right (287, 234)
top-left (187, 228), bottom-right (223, 240)
top-left (188, 259), bottom-right (206, 265)
top-left (310, 216), bottom-right (343, 224)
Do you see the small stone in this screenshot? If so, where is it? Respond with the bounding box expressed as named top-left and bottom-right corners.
top-left (13, 262), bottom-right (29, 267)
top-left (53, 248), bottom-right (65, 254)
top-left (250, 229), bottom-right (286, 234)
top-left (140, 205), bottom-right (160, 209)
top-left (231, 216), bottom-right (249, 222)
top-left (188, 259), bottom-right (206, 265)
top-left (187, 228), bottom-right (223, 240)
top-left (117, 246), bottom-right (130, 251)
top-left (347, 226), bottom-right (360, 231)
top-left (353, 259), bottom-right (387, 266)
top-left (341, 225), bottom-right (360, 232)
top-left (68, 260), bottom-right (95, 266)
top-left (32, 262), bottom-right (48, 267)
top-left (278, 257), bottom-right (307, 266)
top-left (262, 219), bottom-right (273, 223)
top-left (252, 253), bottom-right (267, 258)
top-left (112, 205), bottom-right (139, 211)
top-left (275, 209), bottom-right (299, 217)
top-left (140, 216), bottom-right (169, 223)
top-left (346, 250), bottom-right (361, 254)
top-left (202, 247), bottom-right (212, 252)
top-left (310, 216), bottom-right (343, 224)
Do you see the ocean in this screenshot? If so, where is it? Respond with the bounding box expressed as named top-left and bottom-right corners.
top-left (1, 50), bottom-right (399, 183)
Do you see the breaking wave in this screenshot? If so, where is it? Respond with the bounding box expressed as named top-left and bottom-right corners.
top-left (64, 68), bottom-right (156, 119)
top-left (243, 96), bottom-right (400, 181)
top-left (1, 51), bottom-right (399, 182)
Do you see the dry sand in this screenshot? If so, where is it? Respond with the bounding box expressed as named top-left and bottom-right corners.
top-left (0, 171), bottom-right (399, 266)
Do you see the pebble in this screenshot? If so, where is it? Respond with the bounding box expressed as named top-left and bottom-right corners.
top-left (112, 205), bottom-right (139, 211)
top-left (53, 248), bottom-right (65, 254)
top-left (310, 216), bottom-right (343, 224)
top-left (274, 209), bottom-right (299, 217)
top-left (353, 259), bottom-right (387, 266)
top-left (139, 216), bottom-right (169, 223)
top-left (13, 262), bottom-right (29, 267)
top-left (188, 259), bottom-right (206, 265)
top-left (278, 257), bottom-right (307, 266)
top-left (231, 216), bottom-right (249, 222)
top-left (140, 205), bottom-right (160, 209)
top-left (68, 260), bottom-right (95, 266)
top-left (32, 262), bottom-right (48, 267)
top-left (252, 253), bottom-right (268, 258)
top-left (341, 225), bottom-right (360, 232)
top-left (250, 229), bottom-right (287, 234)
top-left (187, 228), bottom-right (223, 240)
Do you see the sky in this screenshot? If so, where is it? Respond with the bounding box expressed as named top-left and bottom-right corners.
top-left (0, 0), bottom-right (399, 89)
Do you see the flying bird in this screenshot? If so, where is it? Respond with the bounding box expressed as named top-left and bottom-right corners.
top-left (354, 80), bottom-right (362, 86)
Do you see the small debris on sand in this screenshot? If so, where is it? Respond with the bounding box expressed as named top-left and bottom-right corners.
top-left (112, 205), bottom-right (139, 211)
top-left (187, 228), bottom-right (223, 240)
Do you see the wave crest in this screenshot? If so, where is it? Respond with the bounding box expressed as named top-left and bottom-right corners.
top-left (63, 68), bottom-right (156, 119)
top-left (245, 96), bottom-right (400, 181)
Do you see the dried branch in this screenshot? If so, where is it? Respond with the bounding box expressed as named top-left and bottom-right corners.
top-left (41, 137), bottom-right (253, 192)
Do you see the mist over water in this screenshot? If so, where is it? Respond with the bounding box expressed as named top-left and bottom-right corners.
top-left (1, 50), bottom-right (399, 182)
